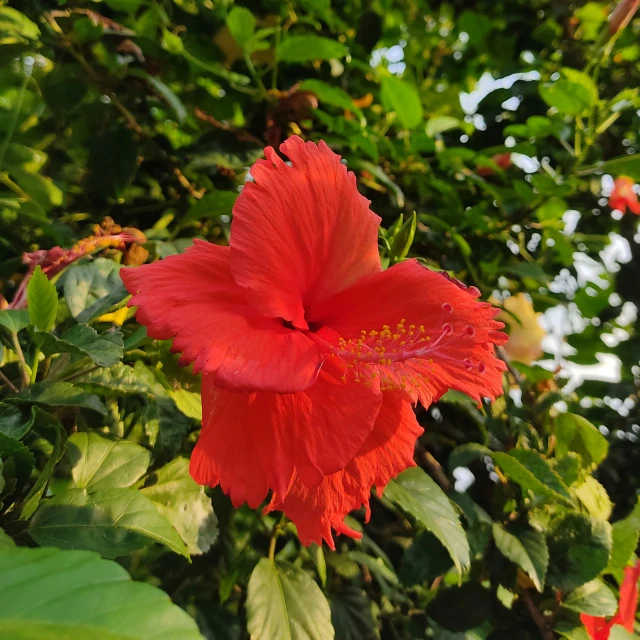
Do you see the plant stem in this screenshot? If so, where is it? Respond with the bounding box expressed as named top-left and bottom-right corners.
top-left (30, 348), bottom-right (41, 384)
top-left (268, 534), bottom-right (277, 561)
top-left (520, 589), bottom-right (554, 640)
top-left (0, 368), bottom-right (18, 393)
top-left (244, 52), bottom-right (270, 100)
top-left (11, 333), bottom-right (30, 389)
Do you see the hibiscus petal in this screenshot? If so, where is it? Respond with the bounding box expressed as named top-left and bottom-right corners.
top-left (189, 362), bottom-right (382, 509)
top-left (231, 136), bottom-right (382, 329)
top-left (122, 240), bottom-right (324, 393)
top-left (310, 259), bottom-right (507, 406)
top-left (266, 391), bottom-right (422, 549)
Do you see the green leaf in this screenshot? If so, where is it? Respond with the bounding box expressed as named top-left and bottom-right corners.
top-left (539, 79), bottom-right (593, 115)
top-left (0, 309), bottom-right (30, 333)
top-left (0, 7), bottom-right (40, 41)
top-left (555, 413), bottom-right (608, 469)
top-left (170, 389), bottom-right (202, 421)
top-left (298, 79), bottom-right (363, 118)
top-left (492, 450), bottom-right (574, 505)
top-left (399, 531), bottom-right (454, 586)
top-left (63, 258), bottom-right (127, 322)
top-left (0, 528), bottom-right (14, 548)
top-left (77, 361), bottom-right (163, 396)
top-left (0, 403), bottom-right (35, 439)
top-left (0, 432), bottom-right (34, 494)
top-left (426, 115), bottom-right (460, 137)
top-left (227, 6), bottom-right (256, 49)
top-left (26, 265), bottom-right (58, 332)
top-left (384, 467), bottom-right (470, 574)
top-left (427, 582), bottom-right (492, 632)
top-left (11, 382), bottom-right (107, 416)
top-left (573, 476), bottom-right (613, 521)
top-left (447, 443), bottom-right (492, 473)
top-left (561, 68), bottom-right (598, 104)
top-left (128, 69), bottom-right (187, 123)
top-left (547, 513), bottom-right (612, 591)
top-left (348, 551), bottom-right (399, 586)
top-left (246, 558), bottom-right (334, 640)
top-left (587, 155), bottom-right (640, 180)
top-left (277, 35), bottom-right (348, 62)
top-left (609, 627), bottom-right (638, 640)
top-left (35, 324), bottom-right (124, 367)
top-left (141, 458), bottom-right (218, 555)
top-left (21, 412), bottom-right (67, 520)
top-left (0, 547), bottom-right (204, 639)
top-left (563, 579), bottom-right (618, 616)
top-left (608, 498), bottom-right (640, 572)
top-left (380, 76), bottom-right (423, 129)
top-left (29, 486), bottom-right (189, 558)
top-left (330, 587), bottom-right (377, 640)
top-left (68, 431), bottom-right (150, 492)
top-left (183, 191), bottom-right (238, 222)
top-left (492, 523), bottom-right (549, 592)
top-left (11, 167), bottom-right (64, 211)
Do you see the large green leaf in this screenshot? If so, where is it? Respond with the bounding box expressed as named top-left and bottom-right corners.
top-left (35, 324), bottom-right (124, 367)
top-left (563, 580), bottom-right (618, 616)
top-left (246, 558), bottom-right (334, 640)
top-left (141, 457), bottom-right (218, 555)
top-left (10, 382), bottom-right (107, 416)
top-left (277, 35), bottom-right (348, 62)
top-left (29, 487), bottom-right (189, 558)
top-left (540, 79), bottom-right (593, 115)
top-left (608, 498), bottom-right (640, 572)
top-left (384, 467), bottom-right (470, 573)
top-left (330, 587), bottom-right (377, 640)
top-left (492, 523), bottom-right (549, 592)
top-left (547, 513), bottom-right (612, 591)
top-left (0, 403), bottom-right (35, 439)
top-left (68, 431), bottom-right (150, 492)
top-left (380, 76), bottom-right (423, 129)
top-left (0, 547), bottom-right (204, 639)
top-left (555, 413), bottom-right (608, 469)
top-left (27, 265), bottom-right (58, 332)
top-left (63, 258), bottom-right (128, 323)
top-left (0, 528), bottom-right (14, 548)
top-left (492, 450), bottom-right (574, 505)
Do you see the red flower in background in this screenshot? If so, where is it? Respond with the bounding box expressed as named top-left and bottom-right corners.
top-left (476, 153), bottom-right (512, 177)
top-left (581, 561), bottom-right (640, 639)
top-left (122, 136), bottom-right (507, 547)
top-left (609, 176), bottom-right (640, 215)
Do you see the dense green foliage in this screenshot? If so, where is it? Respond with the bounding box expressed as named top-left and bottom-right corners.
top-left (1, 0), bottom-right (640, 638)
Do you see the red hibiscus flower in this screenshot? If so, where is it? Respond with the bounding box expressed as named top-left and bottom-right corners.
top-left (609, 176), bottom-right (640, 215)
top-left (122, 136), bottom-right (507, 547)
top-left (581, 561), bottom-right (640, 639)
